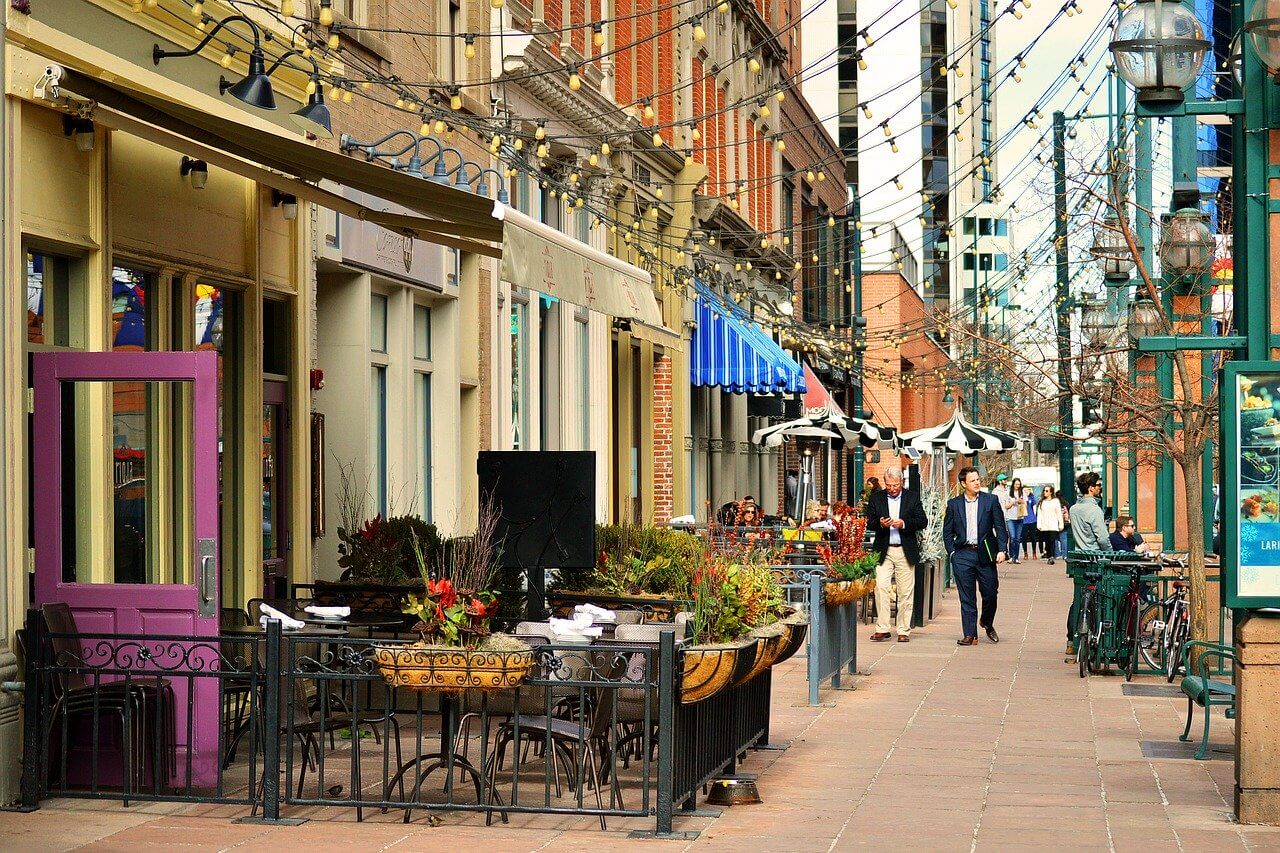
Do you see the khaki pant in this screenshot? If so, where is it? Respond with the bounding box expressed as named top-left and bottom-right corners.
top-left (875, 546), bottom-right (916, 636)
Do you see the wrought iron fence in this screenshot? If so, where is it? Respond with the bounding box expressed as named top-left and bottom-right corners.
top-left (771, 566), bottom-right (861, 705)
top-left (19, 609), bottom-right (776, 836)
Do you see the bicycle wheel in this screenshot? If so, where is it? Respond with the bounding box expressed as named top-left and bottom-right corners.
top-left (1165, 614), bottom-right (1189, 683)
top-left (1124, 601), bottom-right (1142, 682)
top-left (1077, 593), bottom-right (1093, 679)
top-left (1136, 601), bottom-right (1162, 672)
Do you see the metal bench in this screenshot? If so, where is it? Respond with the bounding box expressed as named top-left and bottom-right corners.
top-left (1178, 640), bottom-right (1236, 760)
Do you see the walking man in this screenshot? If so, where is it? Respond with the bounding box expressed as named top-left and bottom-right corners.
top-left (867, 469), bottom-right (929, 643)
top-left (943, 466), bottom-right (1008, 646)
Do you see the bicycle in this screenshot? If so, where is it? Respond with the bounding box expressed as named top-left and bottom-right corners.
top-left (1076, 569), bottom-right (1104, 678)
top-left (1114, 562), bottom-right (1153, 682)
top-left (1157, 558), bottom-right (1191, 683)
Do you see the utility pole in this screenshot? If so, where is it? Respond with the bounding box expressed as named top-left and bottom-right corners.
top-left (1054, 111), bottom-right (1075, 501)
top-left (850, 190), bottom-right (864, 498)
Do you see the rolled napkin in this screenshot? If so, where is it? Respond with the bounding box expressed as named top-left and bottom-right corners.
top-left (548, 615), bottom-right (603, 642)
top-left (669, 514), bottom-right (697, 525)
top-left (259, 602), bottom-right (306, 630)
top-left (304, 605), bottom-right (351, 618)
top-left (574, 603), bottom-right (617, 624)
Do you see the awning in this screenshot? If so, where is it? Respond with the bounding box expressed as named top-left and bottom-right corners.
top-left (691, 281), bottom-right (805, 394)
top-left (802, 364), bottom-right (846, 418)
top-left (496, 205), bottom-right (663, 327)
top-left (42, 39), bottom-right (665, 327)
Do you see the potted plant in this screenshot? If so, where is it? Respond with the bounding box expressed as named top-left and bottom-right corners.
top-left (547, 524), bottom-right (699, 621)
top-left (373, 512), bottom-right (534, 694)
top-left (817, 506), bottom-right (877, 605)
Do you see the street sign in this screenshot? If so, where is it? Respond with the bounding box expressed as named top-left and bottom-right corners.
top-left (1223, 361), bottom-right (1280, 607)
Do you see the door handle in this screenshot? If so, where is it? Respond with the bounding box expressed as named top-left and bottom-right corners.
top-left (197, 538), bottom-right (218, 618)
top-left (201, 556), bottom-right (215, 603)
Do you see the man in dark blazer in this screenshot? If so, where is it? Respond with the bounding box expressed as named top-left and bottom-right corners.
top-left (943, 466), bottom-right (1008, 646)
top-left (867, 468), bottom-right (930, 643)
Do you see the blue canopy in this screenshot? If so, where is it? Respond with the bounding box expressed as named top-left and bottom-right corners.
top-left (690, 280), bottom-right (805, 394)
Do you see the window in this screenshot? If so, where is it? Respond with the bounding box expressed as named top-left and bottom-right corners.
top-left (782, 181), bottom-right (794, 248)
top-left (414, 304), bottom-right (432, 359)
top-left (370, 293), bottom-right (388, 352)
top-left (27, 251), bottom-right (83, 347)
top-left (539, 296), bottom-right (560, 449)
top-left (440, 0), bottom-right (461, 84)
top-left (979, 253), bottom-right (994, 271)
top-left (263, 297), bottom-right (291, 376)
top-left (577, 313), bottom-right (590, 449)
top-left (415, 373), bottom-right (432, 521)
top-left (962, 217), bottom-right (976, 235)
top-left (111, 267), bottom-right (155, 352)
top-left (510, 294), bottom-right (528, 449)
top-left (995, 219), bottom-right (1009, 237)
top-left (994, 254), bottom-right (1009, 271)
top-left (370, 365), bottom-right (388, 515)
top-left (978, 218), bottom-right (993, 236)
top-left (962, 253), bottom-right (975, 271)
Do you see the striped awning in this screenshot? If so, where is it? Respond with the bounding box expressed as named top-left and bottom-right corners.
top-left (897, 409), bottom-right (1024, 454)
top-left (690, 281), bottom-right (805, 394)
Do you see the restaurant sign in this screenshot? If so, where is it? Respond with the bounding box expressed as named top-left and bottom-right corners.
top-left (338, 186), bottom-right (446, 289)
top-left (1223, 361), bottom-right (1280, 607)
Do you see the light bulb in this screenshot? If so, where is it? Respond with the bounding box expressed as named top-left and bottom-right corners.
top-left (328, 33), bottom-right (340, 49)
top-left (806, 169), bottom-right (816, 182)
top-left (828, 216), bottom-right (836, 228)
top-left (776, 90), bottom-right (785, 102)
top-left (305, 79), bottom-right (317, 95)
top-left (795, 261), bottom-right (802, 271)
top-left (717, 1), bottom-right (729, 12)
top-left (759, 103), bottom-right (770, 118)
top-left (569, 70), bottom-right (581, 90)
top-left (692, 125), bottom-right (701, 141)
top-left (748, 57), bottom-right (761, 75)
top-left (882, 123), bottom-right (892, 138)
top-left (536, 143), bottom-right (548, 158)
top-left (450, 92), bottom-right (463, 110)
top-left (593, 25), bottom-right (605, 47)
top-left (861, 104), bottom-right (873, 119)
top-left (588, 152), bottom-right (599, 166)
top-left (890, 139), bottom-right (899, 153)
top-left (281, 0), bottom-right (295, 15)
top-left (535, 124), bottom-right (546, 140)
top-left (395, 97), bottom-right (405, 109)
top-left (221, 50), bottom-right (234, 69)
top-left (576, 197), bottom-right (584, 207)
top-left (745, 261), bottom-right (752, 271)
top-left (858, 55), bottom-right (867, 71)
top-left (302, 47), bottom-right (312, 58)
top-left (361, 80), bottom-right (372, 90)
top-left (514, 138), bottom-right (523, 150)
top-left (643, 101), bottom-right (655, 120)
top-left (569, 172), bottom-right (579, 183)
top-left (939, 63), bottom-right (947, 77)
top-left (776, 138), bottom-right (785, 152)
top-left (342, 89), bottom-right (353, 103)
top-left (601, 142), bottom-right (611, 156)
top-left (434, 119), bottom-right (447, 134)
top-left (318, 2), bottom-right (333, 26)
top-left (693, 21), bottom-right (706, 41)
top-left (893, 177), bottom-right (903, 190)
top-left (684, 154), bottom-right (694, 167)
top-left (817, 172), bottom-right (824, 181)
top-left (491, 0), bottom-right (504, 8)
top-left (191, 1), bottom-right (202, 16)
top-left (420, 119), bottom-right (432, 135)
top-left (465, 41), bottom-right (476, 60)
top-left (955, 66), bottom-right (964, 78)
top-left (735, 263), bottom-right (742, 272)
top-left (655, 186), bottom-right (663, 198)
top-left (652, 132), bottom-right (663, 147)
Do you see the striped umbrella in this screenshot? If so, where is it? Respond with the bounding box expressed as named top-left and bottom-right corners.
top-left (896, 409), bottom-right (1023, 454)
top-left (752, 408), bottom-right (898, 449)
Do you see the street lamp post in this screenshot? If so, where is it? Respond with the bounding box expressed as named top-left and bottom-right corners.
top-left (1053, 111), bottom-right (1075, 503)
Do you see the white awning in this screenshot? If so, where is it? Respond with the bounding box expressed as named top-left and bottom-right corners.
top-left (496, 205), bottom-right (664, 328)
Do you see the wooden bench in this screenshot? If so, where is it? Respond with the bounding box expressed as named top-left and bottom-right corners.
top-left (1178, 640), bottom-right (1236, 760)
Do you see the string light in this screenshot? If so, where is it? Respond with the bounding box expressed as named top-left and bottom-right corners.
top-left (692, 19), bottom-right (706, 41)
top-left (318, 0), bottom-right (333, 26)
top-left (568, 67), bottom-right (582, 90)
top-left (464, 34), bottom-right (476, 60)
top-left (593, 23), bottom-right (605, 47)
top-left (281, 0), bottom-right (294, 15)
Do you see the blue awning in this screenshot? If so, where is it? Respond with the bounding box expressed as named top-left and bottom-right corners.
top-left (690, 281), bottom-right (806, 394)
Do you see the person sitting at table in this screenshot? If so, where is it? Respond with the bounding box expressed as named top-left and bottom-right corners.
top-left (1109, 516), bottom-right (1151, 554)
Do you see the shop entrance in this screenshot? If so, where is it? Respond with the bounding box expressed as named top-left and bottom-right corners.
top-left (261, 379), bottom-right (289, 599)
top-left (31, 349), bottom-right (221, 784)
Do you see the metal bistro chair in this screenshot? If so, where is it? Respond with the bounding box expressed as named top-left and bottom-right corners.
top-left (40, 603), bottom-right (176, 794)
top-left (484, 651), bottom-right (630, 830)
top-left (219, 607), bottom-right (256, 769)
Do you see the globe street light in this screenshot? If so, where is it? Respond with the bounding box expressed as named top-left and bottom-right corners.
top-left (1127, 291), bottom-right (1162, 343)
top-left (1090, 215), bottom-right (1140, 284)
top-left (1110, 0), bottom-right (1211, 105)
top-left (1159, 207), bottom-right (1215, 284)
top-left (1244, 0), bottom-right (1280, 74)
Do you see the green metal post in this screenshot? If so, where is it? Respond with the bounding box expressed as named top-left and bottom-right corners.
top-left (1054, 111), bottom-right (1075, 501)
top-left (1134, 107), bottom-right (1153, 529)
top-left (851, 190), bottom-right (864, 497)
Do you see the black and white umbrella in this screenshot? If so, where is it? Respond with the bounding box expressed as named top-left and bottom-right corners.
top-left (752, 407), bottom-right (897, 449)
top-left (896, 409), bottom-right (1023, 454)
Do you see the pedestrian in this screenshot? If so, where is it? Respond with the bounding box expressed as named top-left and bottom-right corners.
top-left (1001, 477), bottom-right (1028, 564)
top-left (1022, 487), bottom-right (1039, 560)
top-left (784, 470), bottom-right (799, 516)
top-left (1109, 516), bottom-right (1151, 554)
top-left (943, 466), bottom-right (1008, 646)
top-left (1065, 471), bottom-right (1108, 657)
top-left (1036, 486), bottom-right (1065, 565)
top-left (866, 469), bottom-right (929, 643)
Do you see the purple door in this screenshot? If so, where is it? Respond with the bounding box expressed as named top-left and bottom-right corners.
top-left (32, 350), bottom-right (220, 785)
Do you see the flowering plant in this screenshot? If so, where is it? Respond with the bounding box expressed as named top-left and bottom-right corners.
top-left (816, 503), bottom-right (871, 580)
top-left (403, 577), bottom-right (500, 647)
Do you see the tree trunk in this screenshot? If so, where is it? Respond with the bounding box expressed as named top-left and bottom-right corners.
top-left (1181, 457), bottom-right (1209, 645)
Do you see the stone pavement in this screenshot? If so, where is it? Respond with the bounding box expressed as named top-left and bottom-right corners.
top-left (5, 557), bottom-right (1272, 852)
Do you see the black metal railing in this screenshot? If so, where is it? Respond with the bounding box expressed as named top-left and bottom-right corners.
top-left (19, 608), bottom-right (776, 835)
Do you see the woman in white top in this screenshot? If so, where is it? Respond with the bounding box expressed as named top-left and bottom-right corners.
top-left (1036, 485), bottom-right (1065, 565)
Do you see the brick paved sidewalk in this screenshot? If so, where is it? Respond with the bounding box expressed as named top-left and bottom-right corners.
top-left (6, 559), bottom-right (1271, 852)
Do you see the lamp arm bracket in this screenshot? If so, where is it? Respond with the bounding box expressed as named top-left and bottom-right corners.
top-left (153, 15), bottom-right (264, 65)
top-left (265, 49), bottom-right (322, 79)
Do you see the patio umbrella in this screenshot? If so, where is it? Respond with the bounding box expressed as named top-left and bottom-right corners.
top-left (752, 411), bottom-right (895, 449)
top-left (896, 409), bottom-right (1023, 454)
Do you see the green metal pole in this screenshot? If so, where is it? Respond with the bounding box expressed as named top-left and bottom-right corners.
top-left (1054, 111), bottom-right (1075, 502)
top-left (1134, 108), bottom-right (1152, 530)
top-left (850, 192), bottom-right (864, 497)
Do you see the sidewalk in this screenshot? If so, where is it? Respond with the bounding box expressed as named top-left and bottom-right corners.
top-left (7, 558), bottom-right (1269, 851)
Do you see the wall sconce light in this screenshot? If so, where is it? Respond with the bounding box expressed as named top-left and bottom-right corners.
top-left (181, 156), bottom-right (209, 189)
top-left (154, 15), bottom-right (276, 110)
top-left (612, 318), bottom-right (633, 333)
top-left (271, 189), bottom-right (299, 220)
top-left (62, 115), bottom-right (95, 152)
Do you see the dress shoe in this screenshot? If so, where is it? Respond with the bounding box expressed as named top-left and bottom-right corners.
top-left (898, 634), bottom-right (910, 643)
top-left (956, 636), bottom-right (978, 646)
top-left (983, 625), bottom-right (1000, 643)
top-left (870, 632), bottom-right (892, 642)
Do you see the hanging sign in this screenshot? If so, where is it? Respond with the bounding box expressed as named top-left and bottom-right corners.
top-left (1224, 361), bottom-right (1280, 607)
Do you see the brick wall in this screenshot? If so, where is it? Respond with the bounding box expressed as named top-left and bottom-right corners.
top-left (653, 354), bottom-right (674, 522)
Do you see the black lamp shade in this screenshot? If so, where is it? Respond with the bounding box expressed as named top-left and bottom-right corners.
top-left (226, 49), bottom-right (277, 110)
top-left (292, 92), bottom-right (332, 138)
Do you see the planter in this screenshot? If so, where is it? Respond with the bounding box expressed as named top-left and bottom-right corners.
top-left (822, 580), bottom-right (858, 606)
top-left (373, 642), bottom-right (536, 695)
top-left (744, 608), bottom-right (809, 681)
top-left (772, 612), bottom-right (810, 667)
top-left (851, 577), bottom-right (877, 599)
top-left (546, 590), bottom-right (690, 624)
top-left (680, 638), bottom-right (759, 704)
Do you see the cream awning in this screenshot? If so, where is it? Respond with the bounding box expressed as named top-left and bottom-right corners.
top-left (41, 37), bottom-right (664, 327)
top-left (497, 205), bottom-right (663, 328)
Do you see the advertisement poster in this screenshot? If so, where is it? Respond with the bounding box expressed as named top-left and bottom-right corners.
top-left (1236, 371), bottom-right (1280, 600)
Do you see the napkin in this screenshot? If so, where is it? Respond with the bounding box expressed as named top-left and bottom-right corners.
top-left (574, 603), bottom-right (617, 624)
top-left (549, 613), bottom-right (603, 642)
top-left (669, 515), bottom-right (697, 525)
top-left (304, 605), bottom-right (351, 618)
top-left (259, 603), bottom-right (306, 630)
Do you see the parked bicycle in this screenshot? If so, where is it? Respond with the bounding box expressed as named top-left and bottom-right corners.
top-left (1076, 568), bottom-right (1105, 679)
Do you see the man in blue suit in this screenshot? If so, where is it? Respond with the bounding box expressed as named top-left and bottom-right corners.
top-left (943, 466), bottom-right (1008, 646)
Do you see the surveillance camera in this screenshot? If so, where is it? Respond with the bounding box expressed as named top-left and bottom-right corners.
top-left (34, 64), bottom-right (64, 101)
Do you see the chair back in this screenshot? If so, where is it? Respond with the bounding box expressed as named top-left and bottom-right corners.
top-left (40, 603), bottom-right (87, 692)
